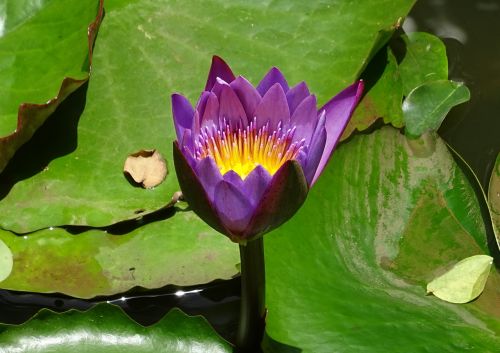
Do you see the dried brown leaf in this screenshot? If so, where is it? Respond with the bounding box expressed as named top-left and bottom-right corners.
top-left (124, 149), bottom-right (167, 189)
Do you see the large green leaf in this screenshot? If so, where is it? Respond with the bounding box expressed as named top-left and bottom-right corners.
top-left (0, 304), bottom-right (231, 353)
top-left (0, 0), bottom-right (103, 172)
top-left (0, 0), bottom-right (416, 233)
top-left (0, 207), bottom-right (238, 298)
top-left (265, 127), bottom-right (499, 352)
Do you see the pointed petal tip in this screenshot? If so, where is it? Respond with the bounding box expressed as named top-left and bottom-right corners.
top-left (257, 66), bottom-right (290, 96)
top-left (310, 80), bottom-right (364, 186)
top-left (205, 56), bottom-right (236, 91)
top-left (171, 92), bottom-right (188, 106)
top-left (254, 82), bottom-right (290, 130)
top-left (356, 79), bottom-right (365, 96)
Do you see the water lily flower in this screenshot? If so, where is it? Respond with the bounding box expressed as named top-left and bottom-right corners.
top-left (172, 56), bottom-right (363, 243)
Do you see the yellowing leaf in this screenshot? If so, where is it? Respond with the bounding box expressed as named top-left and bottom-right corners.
top-left (0, 239), bottom-right (13, 282)
top-left (427, 255), bottom-right (493, 304)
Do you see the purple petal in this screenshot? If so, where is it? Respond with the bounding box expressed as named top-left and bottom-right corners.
top-left (286, 82), bottom-right (310, 115)
top-left (195, 157), bottom-right (222, 201)
top-left (214, 180), bottom-right (253, 234)
top-left (296, 148), bottom-right (308, 172)
top-left (180, 128), bottom-right (194, 152)
top-left (173, 142), bottom-right (230, 236)
top-left (304, 115), bottom-right (327, 185)
top-left (230, 76), bottom-right (261, 119)
top-left (243, 165), bottom-right (272, 207)
top-left (195, 91), bottom-right (211, 120)
top-left (219, 85), bottom-right (248, 128)
top-left (171, 94), bottom-right (194, 142)
top-left (191, 110), bottom-right (201, 137)
top-left (311, 81), bottom-right (364, 186)
top-left (223, 170), bottom-right (244, 190)
top-left (290, 95), bottom-right (317, 145)
top-left (242, 160), bottom-right (308, 240)
top-left (205, 56), bottom-right (236, 91)
top-left (253, 83), bottom-right (290, 130)
top-left (257, 67), bottom-right (289, 96)
top-left (200, 92), bottom-right (220, 129)
top-left (211, 77), bottom-right (229, 97)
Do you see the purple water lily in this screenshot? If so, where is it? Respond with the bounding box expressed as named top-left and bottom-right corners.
top-left (172, 56), bottom-right (363, 243)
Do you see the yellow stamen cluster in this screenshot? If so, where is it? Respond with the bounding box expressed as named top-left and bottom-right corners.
top-left (195, 119), bottom-right (303, 179)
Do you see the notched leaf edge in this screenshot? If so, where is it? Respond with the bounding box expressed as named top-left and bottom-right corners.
top-left (0, 0), bottom-right (105, 173)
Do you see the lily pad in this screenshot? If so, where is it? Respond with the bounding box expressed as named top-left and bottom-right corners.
top-left (395, 32), bottom-right (448, 96)
top-left (0, 0), bottom-right (416, 233)
top-left (403, 80), bottom-right (470, 138)
top-left (265, 127), bottom-right (499, 352)
top-left (427, 255), bottom-right (493, 304)
top-left (0, 304), bottom-right (231, 353)
top-left (488, 153), bottom-right (500, 248)
top-left (0, 207), bottom-right (239, 298)
top-left (0, 0), bottom-right (103, 172)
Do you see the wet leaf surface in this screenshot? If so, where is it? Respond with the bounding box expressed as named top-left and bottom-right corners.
top-left (0, 207), bottom-right (239, 298)
top-left (0, 304), bottom-right (231, 353)
top-left (265, 127), bottom-right (499, 352)
top-left (0, 0), bottom-right (416, 233)
top-left (403, 80), bottom-right (470, 138)
top-left (427, 255), bottom-right (493, 304)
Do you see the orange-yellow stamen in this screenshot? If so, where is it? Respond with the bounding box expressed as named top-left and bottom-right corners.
top-left (195, 118), bottom-right (304, 179)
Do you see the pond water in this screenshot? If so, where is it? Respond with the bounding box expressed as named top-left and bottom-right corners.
top-left (408, 0), bottom-right (500, 189)
top-left (0, 0), bottom-right (499, 346)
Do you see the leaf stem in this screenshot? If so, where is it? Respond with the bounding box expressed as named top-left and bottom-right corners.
top-left (236, 237), bottom-right (266, 352)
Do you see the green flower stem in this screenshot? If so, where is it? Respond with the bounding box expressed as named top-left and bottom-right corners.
top-left (236, 237), bottom-right (266, 352)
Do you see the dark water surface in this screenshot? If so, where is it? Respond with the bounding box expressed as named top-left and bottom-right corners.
top-left (408, 0), bottom-right (500, 189)
top-left (1, 0), bottom-right (499, 345)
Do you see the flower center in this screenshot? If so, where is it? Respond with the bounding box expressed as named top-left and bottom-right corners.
top-left (194, 119), bottom-right (304, 179)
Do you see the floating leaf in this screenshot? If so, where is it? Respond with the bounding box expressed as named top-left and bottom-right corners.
top-left (0, 0), bottom-right (416, 233)
top-left (124, 149), bottom-right (167, 189)
top-left (0, 208), bottom-right (238, 298)
top-left (403, 80), bottom-right (470, 138)
top-left (0, 239), bottom-right (13, 282)
top-left (427, 255), bottom-right (493, 304)
top-left (265, 127), bottom-right (498, 352)
top-left (395, 32), bottom-right (448, 96)
top-left (0, 304), bottom-right (231, 353)
top-left (0, 0), bottom-right (103, 172)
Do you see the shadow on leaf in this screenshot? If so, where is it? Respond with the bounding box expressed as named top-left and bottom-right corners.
top-left (0, 83), bottom-right (88, 201)
top-left (261, 331), bottom-right (302, 353)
